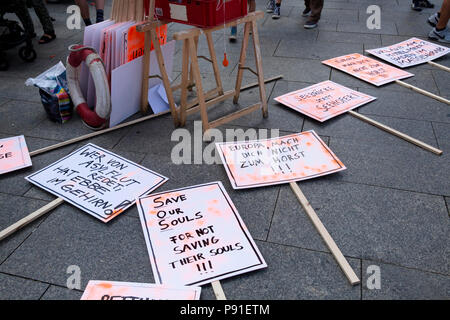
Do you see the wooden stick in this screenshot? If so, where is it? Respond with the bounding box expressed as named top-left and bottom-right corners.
top-left (289, 182), bottom-right (360, 286)
top-left (128, 0), bottom-right (136, 21)
top-left (0, 198), bottom-right (65, 241)
top-left (427, 61), bottom-right (450, 73)
top-left (395, 80), bottom-right (450, 105)
top-left (111, 0), bottom-right (117, 21)
top-left (136, 0), bottom-right (144, 22)
top-left (348, 111), bottom-right (443, 155)
top-left (211, 281), bottom-right (227, 300)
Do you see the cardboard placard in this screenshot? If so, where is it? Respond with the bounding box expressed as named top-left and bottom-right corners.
top-left (26, 144), bottom-right (167, 223)
top-left (0, 135), bottom-right (32, 175)
top-left (366, 38), bottom-right (450, 68)
top-left (137, 181), bottom-right (267, 287)
top-left (322, 53), bottom-right (413, 86)
top-left (216, 131), bottom-right (346, 189)
top-left (274, 81), bottom-right (376, 122)
top-left (81, 280), bottom-right (201, 300)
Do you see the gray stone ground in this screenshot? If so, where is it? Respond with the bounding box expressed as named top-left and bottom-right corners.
top-left (0, 0), bottom-right (449, 300)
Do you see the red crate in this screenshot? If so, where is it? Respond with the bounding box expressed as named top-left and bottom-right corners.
top-left (154, 0), bottom-right (248, 28)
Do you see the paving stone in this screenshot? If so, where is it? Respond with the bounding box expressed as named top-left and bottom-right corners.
top-left (216, 240), bottom-right (361, 299)
top-left (0, 100), bottom-right (47, 135)
top-left (318, 31), bottom-right (382, 46)
top-left (328, 133), bottom-right (449, 197)
top-left (357, 87), bottom-right (450, 123)
top-left (0, 273), bottom-right (48, 300)
top-left (361, 260), bottom-right (450, 300)
top-left (40, 285), bottom-right (83, 300)
top-left (0, 194), bottom-right (48, 264)
top-left (432, 70), bottom-right (450, 100)
top-left (275, 39), bottom-right (363, 60)
top-left (337, 21), bottom-right (398, 36)
top-left (432, 121), bottom-right (450, 151)
top-left (0, 206), bottom-right (155, 289)
top-left (268, 181), bottom-right (449, 275)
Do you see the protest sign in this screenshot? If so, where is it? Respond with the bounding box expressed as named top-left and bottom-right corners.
top-left (216, 131), bottom-right (346, 189)
top-left (366, 38), bottom-right (450, 68)
top-left (0, 135), bottom-right (32, 175)
top-left (26, 143), bottom-right (167, 223)
top-left (322, 53), bottom-right (413, 86)
top-left (81, 280), bottom-right (201, 300)
top-left (137, 181), bottom-right (267, 287)
top-left (274, 81), bottom-right (376, 122)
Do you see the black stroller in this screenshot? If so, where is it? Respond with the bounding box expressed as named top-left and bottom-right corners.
top-left (0, 1), bottom-right (37, 71)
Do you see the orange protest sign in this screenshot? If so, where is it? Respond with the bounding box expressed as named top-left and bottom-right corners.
top-left (274, 81), bottom-right (376, 122)
top-left (216, 131), bottom-right (346, 189)
top-left (366, 38), bottom-right (450, 68)
top-left (322, 53), bottom-right (413, 86)
top-left (81, 281), bottom-right (201, 300)
top-left (126, 23), bottom-right (167, 63)
top-left (0, 135), bottom-right (32, 175)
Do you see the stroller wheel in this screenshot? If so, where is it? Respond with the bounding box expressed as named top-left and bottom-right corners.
top-left (19, 46), bottom-right (37, 62)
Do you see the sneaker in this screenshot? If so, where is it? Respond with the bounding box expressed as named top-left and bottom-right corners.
top-left (427, 12), bottom-right (439, 27)
top-left (428, 27), bottom-right (450, 44)
top-left (302, 7), bottom-right (311, 17)
top-left (304, 20), bottom-right (318, 29)
top-left (411, 0), bottom-right (422, 11)
top-left (272, 5), bottom-right (281, 19)
top-left (418, 0), bottom-right (434, 8)
top-left (266, 0), bottom-right (275, 13)
top-left (229, 26), bottom-right (237, 42)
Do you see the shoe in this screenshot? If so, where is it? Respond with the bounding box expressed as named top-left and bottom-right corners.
top-left (272, 5), bottom-right (281, 19)
top-left (418, 0), bottom-right (434, 8)
top-left (304, 20), bottom-right (318, 29)
top-left (411, 1), bottom-right (422, 11)
top-left (302, 7), bottom-right (311, 17)
top-left (427, 12), bottom-right (439, 27)
top-left (266, 0), bottom-right (275, 13)
top-left (229, 26), bottom-right (237, 42)
top-left (428, 27), bottom-right (450, 44)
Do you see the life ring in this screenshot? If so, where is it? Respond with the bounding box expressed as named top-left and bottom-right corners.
top-left (66, 45), bottom-right (111, 130)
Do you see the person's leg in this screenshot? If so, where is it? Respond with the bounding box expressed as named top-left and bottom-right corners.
top-left (305, 0), bottom-right (323, 28)
top-left (30, 0), bottom-right (55, 41)
top-left (75, 0), bottom-right (92, 25)
top-left (303, 0), bottom-right (311, 16)
top-left (272, 0), bottom-right (282, 19)
top-left (94, 0), bottom-right (104, 23)
top-left (429, 0), bottom-right (450, 43)
top-left (13, 0), bottom-right (36, 37)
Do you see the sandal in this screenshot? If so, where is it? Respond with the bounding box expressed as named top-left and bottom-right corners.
top-left (39, 33), bottom-right (56, 44)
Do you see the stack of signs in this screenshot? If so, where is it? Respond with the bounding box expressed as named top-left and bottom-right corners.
top-left (366, 38), bottom-right (450, 68)
top-left (81, 281), bottom-right (201, 300)
top-left (0, 136), bottom-right (32, 175)
top-left (216, 131), bottom-right (346, 189)
top-left (26, 143), bottom-right (167, 223)
top-left (274, 80), bottom-right (376, 122)
top-left (322, 53), bottom-right (413, 86)
top-left (137, 181), bottom-right (267, 286)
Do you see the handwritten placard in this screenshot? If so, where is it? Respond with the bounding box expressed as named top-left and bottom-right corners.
top-left (322, 53), bottom-right (414, 86)
top-left (81, 280), bottom-right (201, 300)
top-left (26, 143), bottom-right (167, 223)
top-left (216, 131), bottom-right (346, 189)
top-left (366, 38), bottom-right (450, 68)
top-left (0, 135), bottom-right (32, 175)
top-left (137, 181), bottom-right (267, 286)
top-left (274, 81), bottom-right (376, 122)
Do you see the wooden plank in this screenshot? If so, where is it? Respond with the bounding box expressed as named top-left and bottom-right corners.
top-left (129, 0), bottom-right (136, 21)
top-left (205, 31), bottom-right (224, 95)
top-left (211, 281), bottom-right (227, 300)
top-left (136, 0), bottom-right (144, 21)
top-left (0, 198), bottom-right (65, 241)
top-left (427, 61), bottom-right (450, 72)
top-left (233, 21), bottom-right (251, 104)
top-left (209, 103), bottom-right (261, 128)
top-left (250, 20), bottom-right (268, 118)
top-left (150, 29), bottom-right (180, 126)
top-left (289, 182), bottom-right (360, 286)
top-left (348, 111), bottom-right (443, 155)
top-left (395, 80), bottom-right (450, 105)
top-left (140, 30), bottom-right (151, 113)
top-left (179, 39), bottom-right (190, 127)
top-left (186, 90), bottom-right (235, 116)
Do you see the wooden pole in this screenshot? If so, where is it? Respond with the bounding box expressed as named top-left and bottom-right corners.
top-left (0, 198), bottom-right (65, 241)
top-left (427, 61), bottom-right (450, 73)
top-left (395, 80), bottom-right (450, 105)
top-left (289, 182), bottom-right (360, 286)
top-left (211, 281), bottom-right (227, 300)
top-left (348, 111), bottom-right (443, 155)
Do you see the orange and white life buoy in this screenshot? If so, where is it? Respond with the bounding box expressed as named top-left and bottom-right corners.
top-left (66, 45), bottom-right (111, 130)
